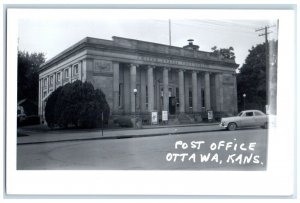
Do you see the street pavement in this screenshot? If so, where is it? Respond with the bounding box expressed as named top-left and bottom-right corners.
top-left (17, 123), bottom-right (221, 145)
top-left (17, 128), bottom-right (268, 170)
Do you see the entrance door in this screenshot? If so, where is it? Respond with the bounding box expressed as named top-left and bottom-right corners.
top-left (169, 97), bottom-right (176, 115)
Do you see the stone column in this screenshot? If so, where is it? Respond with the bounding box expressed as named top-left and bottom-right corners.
top-left (204, 72), bottom-right (211, 110)
top-left (70, 65), bottom-right (73, 81)
top-left (85, 59), bottom-right (94, 83)
top-left (147, 66), bottom-right (154, 112)
top-left (140, 69), bottom-right (147, 112)
top-left (219, 74), bottom-right (224, 112)
top-left (38, 79), bottom-right (41, 116)
top-left (232, 73), bottom-right (238, 114)
top-left (178, 69), bottom-right (185, 113)
top-left (163, 68), bottom-right (169, 111)
top-left (192, 71), bottom-right (198, 113)
top-left (123, 67), bottom-right (130, 113)
top-left (47, 76), bottom-right (50, 94)
top-left (113, 62), bottom-right (120, 113)
top-left (79, 61), bottom-right (82, 81)
top-left (197, 74), bottom-right (202, 112)
top-left (130, 64), bottom-right (137, 113)
top-left (184, 72), bottom-right (189, 112)
top-left (156, 79), bottom-right (160, 112)
top-left (53, 73), bottom-right (56, 90)
top-left (214, 73), bottom-right (224, 112)
top-left (81, 59), bottom-right (87, 82)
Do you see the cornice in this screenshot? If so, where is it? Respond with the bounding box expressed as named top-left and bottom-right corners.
top-left (39, 36), bottom-right (239, 73)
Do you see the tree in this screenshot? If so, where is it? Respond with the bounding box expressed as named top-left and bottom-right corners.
top-left (45, 80), bottom-right (110, 128)
top-left (18, 51), bottom-right (46, 106)
top-left (236, 40), bottom-right (278, 112)
top-left (211, 46), bottom-right (236, 60)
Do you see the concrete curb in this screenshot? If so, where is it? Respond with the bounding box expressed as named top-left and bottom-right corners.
top-left (18, 122), bottom-right (219, 134)
top-left (17, 128), bottom-right (223, 145)
top-left (139, 122), bottom-right (219, 129)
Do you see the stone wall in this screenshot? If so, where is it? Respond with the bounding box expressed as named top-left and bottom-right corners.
top-left (222, 73), bottom-right (238, 116)
top-left (86, 59), bottom-right (114, 113)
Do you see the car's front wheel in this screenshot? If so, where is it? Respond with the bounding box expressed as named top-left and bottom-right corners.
top-left (227, 123), bottom-right (237, 131)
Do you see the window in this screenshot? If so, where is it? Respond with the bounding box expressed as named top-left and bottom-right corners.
top-left (43, 91), bottom-right (47, 98)
top-left (254, 111), bottom-right (264, 116)
top-left (57, 72), bottom-right (61, 82)
top-left (73, 64), bottom-right (79, 75)
top-left (50, 76), bottom-right (54, 85)
top-left (65, 68), bottom-right (69, 78)
top-left (43, 78), bottom-right (47, 86)
top-left (245, 112), bottom-right (254, 117)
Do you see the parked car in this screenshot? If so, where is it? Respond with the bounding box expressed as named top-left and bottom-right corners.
top-left (17, 108), bottom-right (26, 124)
top-left (220, 110), bottom-right (268, 131)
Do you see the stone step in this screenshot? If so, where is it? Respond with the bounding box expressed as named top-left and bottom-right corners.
top-left (178, 114), bottom-right (195, 124)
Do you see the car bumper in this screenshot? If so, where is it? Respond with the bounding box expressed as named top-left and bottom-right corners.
top-left (219, 122), bottom-right (228, 128)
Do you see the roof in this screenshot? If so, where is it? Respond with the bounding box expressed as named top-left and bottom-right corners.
top-left (39, 36), bottom-right (239, 72)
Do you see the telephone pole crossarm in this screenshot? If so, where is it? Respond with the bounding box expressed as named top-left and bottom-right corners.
top-left (258, 32), bottom-right (272, 37)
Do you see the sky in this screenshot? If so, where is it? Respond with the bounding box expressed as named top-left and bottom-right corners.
top-left (18, 17), bottom-right (278, 70)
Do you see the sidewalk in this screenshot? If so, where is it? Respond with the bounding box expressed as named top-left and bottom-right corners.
top-left (17, 123), bottom-right (222, 145)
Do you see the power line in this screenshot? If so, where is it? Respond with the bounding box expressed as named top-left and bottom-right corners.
top-left (154, 19), bottom-right (260, 36)
top-left (171, 22), bottom-right (257, 36)
top-left (210, 19), bottom-right (268, 28)
top-left (188, 19), bottom-right (269, 33)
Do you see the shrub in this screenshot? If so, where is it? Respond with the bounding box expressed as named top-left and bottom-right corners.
top-left (45, 86), bottom-right (62, 128)
top-left (114, 116), bottom-right (133, 127)
top-left (45, 81), bottom-right (110, 128)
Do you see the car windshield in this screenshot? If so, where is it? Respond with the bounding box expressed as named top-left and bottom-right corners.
top-left (237, 112), bottom-right (243, 117)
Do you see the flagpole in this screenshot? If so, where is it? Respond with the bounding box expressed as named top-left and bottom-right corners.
top-left (169, 19), bottom-right (171, 46)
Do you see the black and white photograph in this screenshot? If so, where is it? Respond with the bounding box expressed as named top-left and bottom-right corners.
top-left (16, 15), bottom-right (278, 171)
top-left (4, 6), bottom-right (297, 197)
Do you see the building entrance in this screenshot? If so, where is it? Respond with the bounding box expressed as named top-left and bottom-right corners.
top-left (169, 97), bottom-right (176, 115)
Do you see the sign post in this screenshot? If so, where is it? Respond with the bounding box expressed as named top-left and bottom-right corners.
top-left (207, 110), bottom-right (213, 122)
top-left (162, 110), bottom-right (168, 125)
top-left (101, 112), bottom-right (104, 136)
top-left (151, 112), bottom-right (158, 125)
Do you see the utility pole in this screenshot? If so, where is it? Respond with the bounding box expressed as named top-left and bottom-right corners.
top-left (255, 25), bottom-right (276, 113)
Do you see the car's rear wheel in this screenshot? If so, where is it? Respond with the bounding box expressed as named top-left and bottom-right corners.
top-left (227, 123), bottom-right (237, 131)
top-left (262, 122), bottom-right (268, 129)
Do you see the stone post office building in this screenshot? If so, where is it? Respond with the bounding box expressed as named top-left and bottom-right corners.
top-left (38, 36), bottom-right (238, 123)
